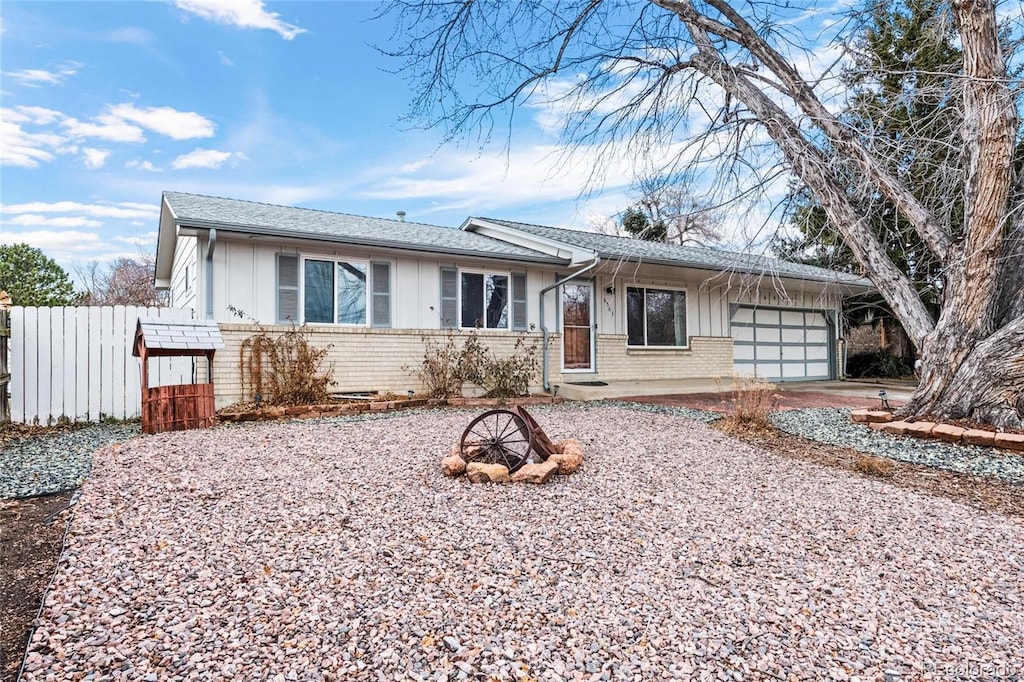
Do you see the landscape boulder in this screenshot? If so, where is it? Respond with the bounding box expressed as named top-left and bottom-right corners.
top-left (465, 462), bottom-right (510, 483)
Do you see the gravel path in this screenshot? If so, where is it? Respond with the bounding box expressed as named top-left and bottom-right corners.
top-left (0, 423), bottom-right (140, 499)
top-left (772, 409), bottom-right (1024, 486)
top-left (21, 406), bottom-right (1024, 680)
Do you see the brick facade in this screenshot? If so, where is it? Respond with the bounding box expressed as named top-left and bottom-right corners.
top-left (213, 324), bottom-right (734, 408)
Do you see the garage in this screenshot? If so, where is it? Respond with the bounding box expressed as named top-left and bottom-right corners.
top-left (731, 306), bottom-right (833, 381)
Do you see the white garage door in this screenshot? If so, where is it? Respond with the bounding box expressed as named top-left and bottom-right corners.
top-left (731, 306), bottom-right (832, 381)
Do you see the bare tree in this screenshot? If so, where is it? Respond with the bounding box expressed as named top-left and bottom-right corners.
top-left (635, 181), bottom-right (723, 245)
top-left (77, 255), bottom-right (168, 307)
top-left (383, 0), bottom-right (1023, 427)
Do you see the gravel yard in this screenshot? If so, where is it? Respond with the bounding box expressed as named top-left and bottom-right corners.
top-left (20, 406), bottom-right (1024, 680)
top-left (771, 409), bottom-right (1024, 486)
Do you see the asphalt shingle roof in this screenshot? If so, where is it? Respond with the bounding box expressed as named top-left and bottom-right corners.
top-left (472, 218), bottom-right (872, 287)
top-left (162, 192), bottom-right (562, 263)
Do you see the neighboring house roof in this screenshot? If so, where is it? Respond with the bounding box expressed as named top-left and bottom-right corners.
top-left (466, 217), bottom-right (873, 288)
top-left (160, 192), bottom-right (563, 264)
top-left (133, 318), bottom-right (224, 355)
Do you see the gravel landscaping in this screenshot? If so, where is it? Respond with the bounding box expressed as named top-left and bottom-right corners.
top-left (771, 408), bottom-right (1024, 486)
top-left (0, 423), bottom-right (140, 499)
top-left (21, 406), bottom-right (1024, 680)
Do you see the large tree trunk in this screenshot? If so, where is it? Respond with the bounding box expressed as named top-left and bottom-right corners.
top-left (903, 317), bottom-right (1024, 428)
top-left (671, 0), bottom-right (1022, 427)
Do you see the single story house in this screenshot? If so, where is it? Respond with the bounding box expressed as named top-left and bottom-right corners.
top-left (154, 192), bottom-right (872, 407)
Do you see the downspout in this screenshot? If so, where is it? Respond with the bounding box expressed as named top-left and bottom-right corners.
top-left (205, 228), bottom-right (217, 320)
top-left (539, 257), bottom-right (601, 392)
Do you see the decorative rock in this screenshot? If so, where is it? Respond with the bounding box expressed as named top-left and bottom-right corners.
top-left (441, 455), bottom-right (466, 477)
top-left (868, 422), bottom-right (887, 431)
top-left (880, 421), bottom-right (911, 435)
top-left (931, 424), bottom-right (965, 443)
top-left (994, 432), bottom-right (1024, 452)
top-left (510, 459), bottom-right (559, 484)
top-left (904, 421), bottom-right (936, 437)
top-left (851, 409), bottom-right (893, 424)
top-left (962, 429), bottom-right (996, 447)
top-left (465, 462), bottom-right (510, 483)
top-left (548, 440), bottom-right (584, 475)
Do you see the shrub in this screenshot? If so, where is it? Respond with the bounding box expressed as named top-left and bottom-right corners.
top-left (407, 329), bottom-right (540, 399)
top-left (854, 453), bottom-right (895, 478)
top-left (846, 350), bottom-right (913, 379)
top-left (475, 335), bottom-right (540, 399)
top-left (408, 330), bottom-right (471, 399)
top-left (729, 374), bottom-right (778, 427)
top-left (230, 307), bottom-right (335, 406)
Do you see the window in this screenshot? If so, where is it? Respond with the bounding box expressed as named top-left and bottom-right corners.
top-left (276, 255), bottom-right (390, 326)
top-left (303, 258), bottom-right (368, 324)
top-left (439, 268), bottom-right (525, 330)
top-left (460, 272), bottom-right (509, 329)
top-left (626, 286), bottom-right (687, 347)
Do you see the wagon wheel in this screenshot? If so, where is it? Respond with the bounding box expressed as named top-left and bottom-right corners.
top-left (460, 409), bottom-right (536, 474)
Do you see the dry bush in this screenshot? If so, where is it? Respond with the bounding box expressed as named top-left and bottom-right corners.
top-left (730, 374), bottom-right (779, 427)
top-left (231, 307), bottom-right (335, 406)
top-left (407, 329), bottom-right (539, 399)
top-left (854, 453), bottom-right (895, 478)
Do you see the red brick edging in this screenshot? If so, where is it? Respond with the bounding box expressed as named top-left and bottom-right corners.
top-left (851, 409), bottom-right (1024, 452)
top-left (218, 395), bottom-right (565, 423)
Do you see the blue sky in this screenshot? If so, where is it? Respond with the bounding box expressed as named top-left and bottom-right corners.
top-left (2, 0), bottom-right (645, 278)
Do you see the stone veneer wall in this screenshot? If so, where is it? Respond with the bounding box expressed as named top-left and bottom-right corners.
top-left (213, 325), bottom-right (734, 408)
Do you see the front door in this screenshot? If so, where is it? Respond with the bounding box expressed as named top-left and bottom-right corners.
top-left (562, 282), bottom-right (593, 371)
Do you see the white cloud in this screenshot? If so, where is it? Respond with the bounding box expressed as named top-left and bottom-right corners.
top-left (1, 102), bottom-right (216, 167)
top-left (107, 103), bottom-right (215, 140)
top-left (0, 107), bottom-right (67, 167)
top-left (218, 50), bottom-right (235, 66)
top-left (126, 159), bottom-right (161, 172)
top-left (171, 147), bottom-right (240, 169)
top-left (62, 113), bottom-right (145, 143)
top-left (175, 0), bottom-right (305, 40)
top-left (5, 214), bottom-right (103, 228)
top-left (81, 147), bottom-right (111, 169)
top-left (0, 230), bottom-right (102, 253)
top-left (13, 105), bottom-right (63, 125)
top-left (4, 62), bottom-right (80, 87)
top-left (1, 201), bottom-right (158, 220)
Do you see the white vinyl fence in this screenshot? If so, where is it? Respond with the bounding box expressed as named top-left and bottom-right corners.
top-left (9, 306), bottom-right (197, 424)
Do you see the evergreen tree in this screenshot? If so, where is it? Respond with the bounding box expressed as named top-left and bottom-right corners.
top-left (0, 243), bottom-right (79, 306)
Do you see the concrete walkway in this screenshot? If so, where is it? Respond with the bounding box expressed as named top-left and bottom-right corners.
top-left (554, 377), bottom-right (919, 403)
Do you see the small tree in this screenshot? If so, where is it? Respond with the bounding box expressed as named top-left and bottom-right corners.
top-left (0, 243), bottom-right (79, 306)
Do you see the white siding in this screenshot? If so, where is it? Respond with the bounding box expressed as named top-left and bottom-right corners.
top-left (207, 236), bottom-right (563, 330)
top-left (170, 234), bottom-right (198, 312)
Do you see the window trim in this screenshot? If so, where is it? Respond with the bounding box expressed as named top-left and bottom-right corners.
top-left (625, 284), bottom-right (689, 349)
top-left (299, 255), bottom-right (373, 327)
top-left (458, 268), bottom-right (513, 330)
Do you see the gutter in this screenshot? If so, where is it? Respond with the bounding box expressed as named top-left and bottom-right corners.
top-left (539, 257), bottom-right (601, 392)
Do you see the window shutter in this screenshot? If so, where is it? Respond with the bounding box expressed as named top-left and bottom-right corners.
top-left (440, 267), bottom-right (458, 328)
top-left (370, 262), bottom-right (391, 328)
top-left (276, 254), bottom-right (299, 323)
top-left (511, 272), bottom-right (527, 330)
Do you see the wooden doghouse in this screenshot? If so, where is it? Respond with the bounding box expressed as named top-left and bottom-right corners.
top-left (133, 318), bottom-right (224, 435)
